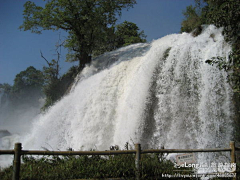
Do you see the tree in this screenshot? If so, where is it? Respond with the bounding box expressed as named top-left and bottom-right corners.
top-left (181, 0), bottom-right (239, 42)
top-left (12, 66), bottom-right (44, 104)
top-left (13, 66), bottom-right (44, 93)
top-left (40, 49), bottom-right (62, 109)
top-left (114, 21), bottom-right (147, 48)
top-left (19, 0), bottom-right (136, 70)
top-left (0, 83), bottom-right (12, 94)
top-left (41, 50), bottom-right (79, 110)
top-left (180, 0), bottom-right (208, 33)
top-left (181, 5), bottom-right (202, 33)
top-left (0, 83), bottom-right (12, 106)
top-left (204, 0), bottom-right (240, 42)
top-left (92, 21), bottom-right (147, 56)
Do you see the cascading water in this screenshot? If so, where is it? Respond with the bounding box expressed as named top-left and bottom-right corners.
top-left (141, 26), bottom-right (233, 150)
top-left (0, 25), bottom-right (234, 169)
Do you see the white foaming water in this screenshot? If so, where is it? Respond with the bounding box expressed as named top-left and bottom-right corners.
top-left (0, 25), bottom-right (234, 168)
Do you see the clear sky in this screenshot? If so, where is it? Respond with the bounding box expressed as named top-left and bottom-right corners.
top-left (0, 0), bottom-right (194, 85)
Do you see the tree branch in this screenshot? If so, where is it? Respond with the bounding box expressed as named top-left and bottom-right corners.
top-left (40, 50), bottom-right (50, 66)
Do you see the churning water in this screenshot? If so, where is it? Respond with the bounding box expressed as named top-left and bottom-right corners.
top-left (0, 25), bottom-right (234, 168)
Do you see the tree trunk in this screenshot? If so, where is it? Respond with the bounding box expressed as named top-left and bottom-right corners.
top-left (78, 52), bottom-right (92, 71)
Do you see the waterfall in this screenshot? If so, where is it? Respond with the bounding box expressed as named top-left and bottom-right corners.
top-left (0, 25), bottom-right (234, 168)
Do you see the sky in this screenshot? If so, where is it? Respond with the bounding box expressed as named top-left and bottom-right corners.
top-left (0, 0), bottom-right (195, 85)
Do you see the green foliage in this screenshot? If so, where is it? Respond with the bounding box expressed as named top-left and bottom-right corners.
top-left (205, 49), bottom-right (240, 94)
top-left (10, 66), bottom-right (44, 105)
top-left (181, 5), bottom-right (203, 33)
top-left (204, 0), bottom-right (240, 95)
top-left (13, 66), bottom-right (44, 93)
top-left (231, 47), bottom-right (240, 94)
top-left (19, 0), bottom-right (146, 106)
top-left (205, 57), bottom-right (230, 71)
top-left (205, 0), bottom-right (240, 42)
top-left (0, 153), bottom-right (193, 180)
top-left (20, 0), bottom-right (137, 69)
top-left (0, 83), bottom-right (12, 94)
top-left (115, 21), bottom-right (147, 48)
top-left (42, 64), bottom-right (79, 110)
top-left (0, 83), bottom-right (12, 106)
top-left (59, 65), bottom-right (79, 94)
top-left (180, 0), bottom-right (209, 33)
top-left (41, 59), bottom-right (60, 109)
top-left (181, 0), bottom-right (240, 42)
top-left (92, 21), bottom-right (147, 57)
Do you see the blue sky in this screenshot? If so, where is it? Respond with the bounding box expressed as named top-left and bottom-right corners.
top-left (0, 0), bottom-right (194, 85)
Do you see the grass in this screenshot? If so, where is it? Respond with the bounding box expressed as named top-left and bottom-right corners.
top-left (0, 151), bottom-right (195, 180)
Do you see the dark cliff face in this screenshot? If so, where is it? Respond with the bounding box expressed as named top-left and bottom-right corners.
top-left (234, 92), bottom-right (240, 163)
